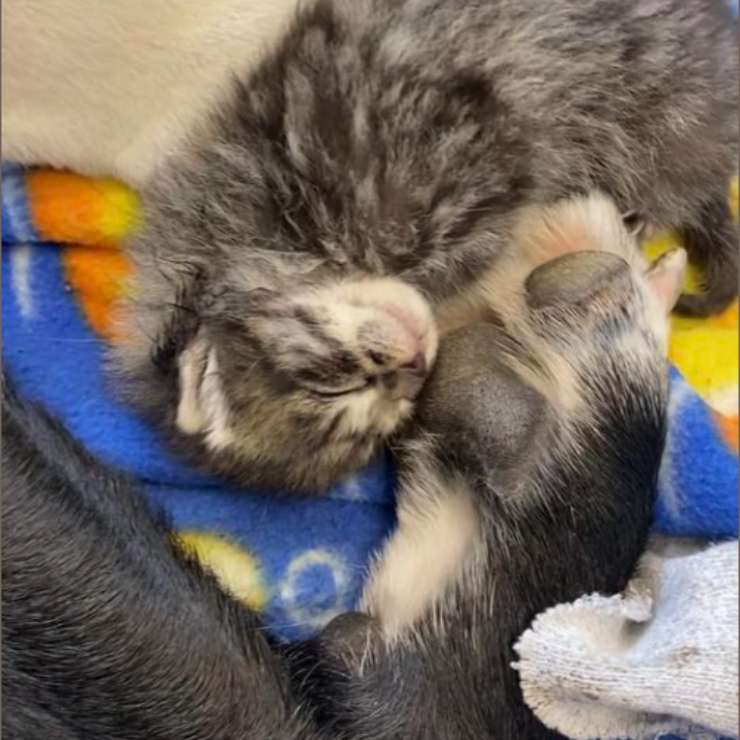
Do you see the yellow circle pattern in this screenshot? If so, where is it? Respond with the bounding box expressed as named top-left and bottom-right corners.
top-left (177, 531), bottom-right (268, 612)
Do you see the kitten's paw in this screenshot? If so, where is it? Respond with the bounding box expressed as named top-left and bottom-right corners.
top-left (411, 322), bottom-right (547, 477)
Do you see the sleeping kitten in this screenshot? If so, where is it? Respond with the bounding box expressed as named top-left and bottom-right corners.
top-left (1, 377), bottom-right (320, 740)
top-left (290, 197), bottom-right (686, 739)
top-left (107, 0), bottom-right (736, 493)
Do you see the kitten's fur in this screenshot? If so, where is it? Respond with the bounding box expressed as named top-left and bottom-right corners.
top-left (110, 0), bottom-right (737, 493)
top-left (291, 200), bottom-right (685, 739)
top-left (1, 378), bottom-right (320, 740)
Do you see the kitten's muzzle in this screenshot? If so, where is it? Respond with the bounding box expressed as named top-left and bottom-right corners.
top-left (381, 353), bottom-right (428, 400)
top-left (400, 352), bottom-right (427, 377)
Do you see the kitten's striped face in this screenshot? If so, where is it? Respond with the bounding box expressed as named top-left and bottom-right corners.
top-left (175, 277), bottom-right (438, 492)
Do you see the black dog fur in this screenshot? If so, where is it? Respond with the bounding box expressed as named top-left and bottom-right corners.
top-left (1, 377), bottom-right (319, 740)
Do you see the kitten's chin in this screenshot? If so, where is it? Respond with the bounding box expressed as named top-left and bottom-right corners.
top-left (260, 389), bottom-right (415, 492)
top-left (332, 390), bottom-right (415, 440)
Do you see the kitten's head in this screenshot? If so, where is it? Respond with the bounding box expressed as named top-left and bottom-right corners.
top-left (170, 276), bottom-right (437, 492)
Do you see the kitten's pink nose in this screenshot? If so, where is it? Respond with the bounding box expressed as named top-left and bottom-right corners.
top-left (400, 352), bottom-right (427, 377)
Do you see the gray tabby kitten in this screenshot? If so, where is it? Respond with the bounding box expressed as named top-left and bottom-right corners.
top-left (112, 0), bottom-right (737, 493)
top-left (291, 198), bottom-right (686, 739)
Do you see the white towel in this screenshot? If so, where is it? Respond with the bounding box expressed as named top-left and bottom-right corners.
top-left (513, 539), bottom-right (739, 739)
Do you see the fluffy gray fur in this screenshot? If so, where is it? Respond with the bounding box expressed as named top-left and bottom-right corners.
top-left (291, 248), bottom-right (674, 739)
top-left (113, 0), bottom-right (737, 492)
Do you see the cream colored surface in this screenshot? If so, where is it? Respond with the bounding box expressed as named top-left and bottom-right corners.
top-left (2, 0), bottom-right (304, 184)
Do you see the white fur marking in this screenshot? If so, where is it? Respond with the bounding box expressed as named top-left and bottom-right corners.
top-left (361, 476), bottom-right (478, 638)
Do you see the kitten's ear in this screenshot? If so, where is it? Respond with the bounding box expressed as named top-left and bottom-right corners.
top-left (176, 337), bottom-right (210, 435)
top-left (645, 248), bottom-right (687, 314)
top-left (176, 336), bottom-right (234, 450)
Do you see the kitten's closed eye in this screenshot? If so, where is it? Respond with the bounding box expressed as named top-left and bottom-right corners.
top-left (239, 278), bottom-right (436, 398)
top-left (174, 277), bottom-right (438, 492)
